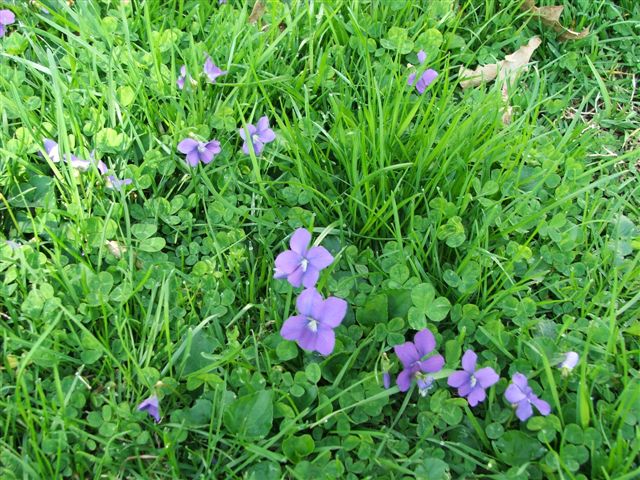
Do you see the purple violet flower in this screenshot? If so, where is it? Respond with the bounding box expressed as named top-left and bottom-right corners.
top-left (504, 373), bottom-right (551, 421)
top-left (203, 56), bottom-right (227, 83)
top-left (280, 288), bottom-right (347, 356)
top-left (177, 65), bottom-right (187, 90)
top-left (394, 328), bottom-right (445, 394)
top-left (383, 371), bottom-right (391, 389)
top-left (177, 137), bottom-right (221, 167)
top-left (447, 350), bottom-right (499, 407)
top-left (559, 351), bottom-right (579, 376)
top-left (273, 228), bottom-right (333, 288)
top-left (0, 10), bottom-right (15, 37)
top-left (137, 395), bottom-right (161, 423)
top-left (407, 49), bottom-right (438, 94)
top-left (239, 116), bottom-right (276, 156)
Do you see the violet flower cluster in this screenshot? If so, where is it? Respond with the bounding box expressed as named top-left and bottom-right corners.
top-left (274, 228), bottom-right (345, 356)
top-left (386, 334), bottom-right (577, 421)
top-left (176, 117), bottom-right (276, 167)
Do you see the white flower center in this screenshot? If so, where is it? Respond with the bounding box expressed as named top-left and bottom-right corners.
top-left (470, 375), bottom-right (477, 388)
top-left (300, 258), bottom-right (309, 272)
top-left (197, 144), bottom-right (206, 153)
top-left (307, 318), bottom-right (318, 333)
top-left (252, 133), bottom-right (260, 143)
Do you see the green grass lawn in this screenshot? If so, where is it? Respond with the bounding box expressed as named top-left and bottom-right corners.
top-left (1, 0), bottom-right (639, 478)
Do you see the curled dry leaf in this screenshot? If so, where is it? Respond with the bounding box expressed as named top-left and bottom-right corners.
top-left (105, 240), bottom-right (126, 258)
top-left (106, 240), bottom-right (144, 268)
top-left (459, 36), bottom-right (542, 89)
top-left (501, 85), bottom-right (513, 125)
top-left (248, 0), bottom-right (266, 25)
top-left (521, 0), bottom-right (589, 41)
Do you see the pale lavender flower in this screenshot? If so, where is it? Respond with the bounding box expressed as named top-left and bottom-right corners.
top-left (42, 138), bottom-right (63, 163)
top-left (203, 56), bottom-right (227, 83)
top-left (559, 351), bottom-right (579, 376)
top-left (394, 328), bottom-right (445, 393)
top-left (177, 65), bottom-right (187, 90)
top-left (407, 49), bottom-right (438, 94)
top-left (447, 350), bottom-right (499, 407)
top-left (177, 137), bottom-right (221, 167)
top-left (239, 116), bottom-right (276, 155)
top-left (106, 175), bottom-right (133, 190)
top-left (274, 228), bottom-right (333, 288)
top-left (0, 10), bottom-right (15, 37)
top-left (137, 395), bottom-right (161, 423)
top-left (280, 288), bottom-right (347, 356)
top-left (42, 138), bottom-right (87, 168)
top-left (504, 373), bottom-right (551, 421)
top-left (96, 160), bottom-right (108, 175)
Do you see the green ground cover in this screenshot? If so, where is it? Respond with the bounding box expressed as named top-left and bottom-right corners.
top-left (1, 0), bottom-right (639, 478)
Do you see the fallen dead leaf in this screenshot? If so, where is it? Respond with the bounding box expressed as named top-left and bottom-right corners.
top-left (521, 0), bottom-right (589, 41)
top-left (459, 36), bottom-right (542, 89)
top-left (248, 0), bottom-right (266, 25)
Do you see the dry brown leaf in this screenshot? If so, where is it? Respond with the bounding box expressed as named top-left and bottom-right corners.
top-left (459, 36), bottom-right (542, 89)
top-left (248, 0), bottom-right (266, 25)
top-left (521, 0), bottom-right (589, 41)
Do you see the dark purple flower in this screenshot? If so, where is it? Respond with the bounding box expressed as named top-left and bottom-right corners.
top-left (273, 228), bottom-right (333, 288)
top-left (177, 65), bottom-right (187, 90)
top-left (0, 10), bottom-right (15, 37)
top-left (203, 56), bottom-right (227, 83)
top-left (106, 175), bottom-right (133, 190)
top-left (280, 288), bottom-right (347, 356)
top-left (447, 350), bottom-right (499, 407)
top-left (239, 116), bottom-right (276, 155)
top-left (137, 395), bottom-right (160, 423)
top-left (177, 137), bottom-right (221, 167)
top-left (504, 373), bottom-right (551, 421)
top-left (407, 49), bottom-right (438, 94)
top-left (394, 328), bottom-right (445, 393)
